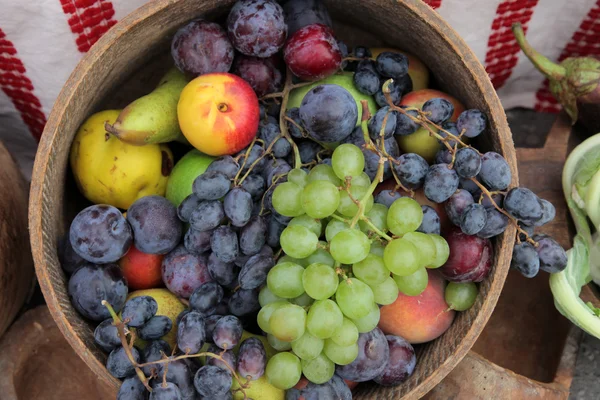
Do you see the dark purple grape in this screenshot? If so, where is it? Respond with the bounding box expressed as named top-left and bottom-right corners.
top-left (478, 152), bottom-right (512, 190)
top-left (69, 205), bottom-right (132, 264)
top-left (107, 346), bottom-right (140, 379)
top-left (94, 318), bottom-right (121, 353)
top-left (439, 121), bottom-right (460, 147)
top-left (194, 365), bottom-right (232, 397)
top-left (241, 174), bottom-right (266, 201)
top-left (459, 177), bottom-right (482, 199)
top-left (171, 20), bottom-right (234, 76)
top-left (533, 234), bottom-right (568, 273)
top-left (353, 60), bottom-right (380, 96)
top-left (482, 192), bottom-right (504, 209)
top-left (154, 360), bottom-right (195, 400)
top-left (150, 382), bottom-right (181, 400)
top-left (208, 252), bottom-right (238, 286)
top-left (264, 158), bottom-right (292, 186)
top-left (368, 106), bottom-right (396, 140)
top-left (206, 156), bottom-right (240, 180)
top-left (207, 344), bottom-right (237, 371)
top-left (504, 187), bottom-right (543, 225)
top-left (267, 214), bottom-right (286, 248)
top-left (162, 245), bottom-right (213, 298)
top-left (189, 201), bottom-right (225, 232)
top-left (300, 85), bottom-right (358, 143)
top-left (457, 109), bottom-right (487, 138)
top-left (213, 315), bottom-right (244, 349)
top-left (68, 263), bottom-right (127, 321)
top-left (127, 196), bottom-right (182, 255)
top-left (511, 242), bottom-right (540, 278)
top-left (477, 208), bottom-right (509, 239)
top-left (228, 289), bottom-right (260, 317)
top-left (286, 108), bottom-right (305, 139)
top-left (266, 101), bottom-right (282, 118)
top-left (58, 235), bottom-right (87, 274)
top-left (435, 148), bottom-right (453, 164)
top-left (137, 316), bottom-right (172, 340)
top-left (328, 374), bottom-right (352, 400)
top-left (237, 337), bottom-right (267, 380)
top-left (445, 189), bottom-right (475, 226)
top-left (189, 282), bottom-right (224, 316)
top-left (233, 55), bottom-right (283, 97)
top-left (177, 311), bottom-right (206, 353)
top-left (460, 203), bottom-right (487, 235)
top-left (421, 98), bottom-right (454, 124)
top-left (424, 164), bottom-right (460, 203)
top-left (283, 0), bottom-right (332, 35)
top-left (184, 228), bottom-right (212, 255)
top-left (376, 52), bottom-right (409, 79)
top-left (373, 335), bottom-right (416, 386)
top-left (237, 253), bottom-right (253, 268)
top-left (454, 147), bottom-right (481, 179)
top-left (298, 140), bottom-right (322, 164)
top-left (375, 190), bottom-right (402, 208)
top-left (519, 222), bottom-right (535, 240)
top-left (239, 254), bottom-right (275, 290)
top-left (394, 153), bottom-right (429, 190)
top-left (176, 310), bottom-right (190, 327)
top-left (224, 188), bottom-right (253, 227)
top-left (211, 226), bottom-right (239, 263)
top-left (121, 296), bottom-right (158, 327)
top-left (239, 216), bottom-right (267, 256)
top-left (260, 118), bottom-right (291, 158)
top-left (338, 40), bottom-right (349, 69)
top-left (336, 328), bottom-right (390, 382)
top-left (364, 137), bottom-right (399, 181)
top-left (374, 79), bottom-right (404, 107)
top-left (534, 199), bottom-right (556, 227)
top-left (142, 340), bottom-right (172, 376)
top-left (239, 145), bottom-right (267, 174)
top-left (394, 108), bottom-right (419, 136)
top-left (118, 376), bottom-right (147, 400)
top-left (177, 194), bottom-right (202, 223)
top-left (204, 315), bottom-right (223, 340)
top-left (418, 205), bottom-right (441, 235)
top-left (192, 171), bottom-right (231, 201)
top-left (227, 0), bottom-right (287, 58)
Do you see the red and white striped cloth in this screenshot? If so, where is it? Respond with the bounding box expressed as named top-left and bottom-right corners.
top-left (1, 0), bottom-right (599, 179)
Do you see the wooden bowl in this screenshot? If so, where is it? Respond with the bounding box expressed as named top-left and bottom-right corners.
top-left (29, 0), bottom-right (516, 398)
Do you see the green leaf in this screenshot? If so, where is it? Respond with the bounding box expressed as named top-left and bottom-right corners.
top-left (587, 302), bottom-right (600, 317)
top-left (573, 144), bottom-right (600, 190)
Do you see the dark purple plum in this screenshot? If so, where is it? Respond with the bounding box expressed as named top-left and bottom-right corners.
top-left (233, 55), bottom-right (283, 97)
top-left (106, 346), bottom-right (140, 379)
top-left (127, 196), bottom-right (182, 255)
top-left (283, 0), bottom-right (332, 35)
top-left (373, 335), bottom-right (416, 386)
top-left (336, 327), bottom-right (390, 382)
top-left (161, 245), bottom-right (213, 298)
top-left (237, 337), bottom-right (267, 380)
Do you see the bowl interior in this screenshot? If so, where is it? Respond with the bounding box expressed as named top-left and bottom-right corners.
top-left (29, 1), bottom-right (516, 398)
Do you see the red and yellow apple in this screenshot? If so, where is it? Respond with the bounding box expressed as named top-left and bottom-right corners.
top-left (370, 48), bottom-right (430, 91)
top-left (119, 244), bottom-right (163, 290)
top-left (178, 73), bottom-right (259, 156)
top-left (397, 89), bottom-right (466, 163)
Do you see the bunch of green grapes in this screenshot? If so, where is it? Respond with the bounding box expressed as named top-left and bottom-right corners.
top-left (262, 143), bottom-right (450, 389)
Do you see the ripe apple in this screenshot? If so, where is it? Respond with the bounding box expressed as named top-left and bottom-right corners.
top-left (119, 245), bottom-right (163, 290)
top-left (370, 47), bottom-right (430, 91)
top-left (178, 73), bottom-right (259, 156)
top-left (440, 227), bottom-right (493, 282)
top-left (397, 89), bottom-right (466, 163)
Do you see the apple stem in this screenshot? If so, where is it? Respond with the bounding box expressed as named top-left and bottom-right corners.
top-left (279, 68), bottom-right (302, 169)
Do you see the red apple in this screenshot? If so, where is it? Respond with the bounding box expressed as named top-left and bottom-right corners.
top-left (178, 73), bottom-right (259, 156)
top-left (440, 227), bottom-right (493, 282)
top-left (119, 245), bottom-right (164, 290)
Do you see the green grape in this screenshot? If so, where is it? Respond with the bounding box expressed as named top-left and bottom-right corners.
top-left (272, 182), bottom-right (305, 217)
top-left (332, 143), bottom-right (365, 179)
top-left (280, 225), bottom-right (318, 259)
top-left (266, 352), bottom-right (302, 390)
top-left (429, 234), bottom-right (450, 268)
top-left (351, 302), bottom-right (380, 333)
top-left (306, 246), bottom-right (335, 267)
top-left (269, 303), bottom-right (306, 342)
top-left (290, 292), bottom-right (314, 307)
top-left (330, 229), bottom-right (370, 264)
top-left (370, 276), bottom-right (399, 305)
top-left (323, 339), bottom-right (359, 365)
top-left (352, 253), bottom-right (389, 286)
top-left (352, 172), bottom-right (371, 187)
top-left (325, 219), bottom-right (353, 242)
top-left (288, 168), bottom-right (308, 187)
top-left (383, 238), bottom-right (420, 276)
top-left (259, 286), bottom-right (284, 306)
top-left (359, 203), bottom-right (388, 234)
top-left (337, 185), bottom-right (374, 217)
top-left (445, 282), bottom-right (478, 311)
top-left (257, 301), bottom-right (288, 333)
top-left (306, 299), bottom-right (343, 339)
top-left (303, 263), bottom-right (339, 300)
top-left (370, 241), bottom-right (385, 257)
top-left (330, 318), bottom-right (359, 346)
top-left (335, 278), bottom-right (374, 319)
top-left (267, 262), bottom-right (305, 298)
top-left (394, 267), bottom-right (428, 296)
top-left (277, 254), bottom-right (308, 267)
top-left (307, 164), bottom-right (342, 186)
top-left (387, 197), bottom-right (423, 235)
top-left (301, 353), bottom-right (335, 384)
top-left (302, 180), bottom-right (341, 219)
top-left (288, 215), bottom-right (323, 237)
top-left (291, 332), bottom-right (324, 361)
top-left (267, 333), bottom-right (292, 351)
top-left (402, 231), bottom-right (437, 268)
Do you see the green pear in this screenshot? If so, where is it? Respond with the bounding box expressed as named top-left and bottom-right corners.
top-left (106, 68), bottom-right (188, 145)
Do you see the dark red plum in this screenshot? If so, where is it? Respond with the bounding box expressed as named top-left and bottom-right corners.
top-left (440, 227), bottom-right (493, 282)
top-left (373, 335), bottom-right (416, 386)
top-left (161, 245), bottom-right (213, 298)
top-left (127, 195), bottom-right (182, 255)
top-left (284, 24), bottom-right (341, 81)
top-left (232, 55), bottom-right (283, 97)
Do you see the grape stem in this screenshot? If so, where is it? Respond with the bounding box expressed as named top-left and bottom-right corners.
top-left (260, 81), bottom-right (314, 100)
top-left (360, 216), bottom-right (393, 241)
top-left (278, 69), bottom-right (302, 169)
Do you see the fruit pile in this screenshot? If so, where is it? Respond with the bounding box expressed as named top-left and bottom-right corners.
top-left (59, 0), bottom-right (567, 399)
